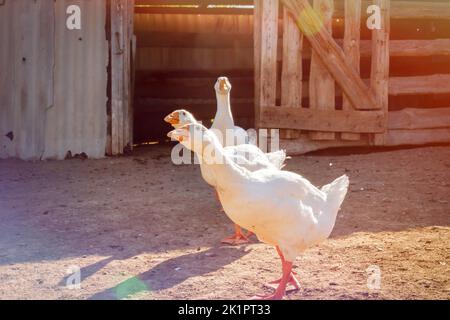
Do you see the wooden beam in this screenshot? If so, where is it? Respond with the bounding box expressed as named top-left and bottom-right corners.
top-left (274, 75), bottom-right (450, 99)
top-left (257, 0), bottom-right (279, 123)
top-left (362, 39), bottom-right (450, 58)
top-left (388, 1), bottom-right (450, 20)
top-left (110, 0), bottom-right (125, 155)
top-left (371, 0), bottom-right (390, 145)
top-left (259, 107), bottom-right (385, 133)
top-left (389, 74), bottom-right (450, 96)
top-left (281, 0), bottom-right (378, 111)
top-left (388, 108), bottom-right (450, 130)
top-left (280, 7), bottom-right (303, 140)
top-left (277, 39), bottom-right (450, 60)
top-left (253, 0), bottom-right (262, 128)
top-left (309, 0), bottom-right (336, 141)
top-left (342, 0), bottom-right (362, 141)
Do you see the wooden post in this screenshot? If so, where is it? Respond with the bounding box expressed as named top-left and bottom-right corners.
top-left (281, 7), bottom-right (303, 140)
top-left (342, 0), bottom-right (362, 141)
top-left (309, 0), bottom-right (335, 141)
top-left (256, 0), bottom-right (279, 127)
top-left (371, 0), bottom-right (390, 145)
top-left (110, 0), bottom-right (125, 155)
top-left (253, 0), bottom-right (262, 128)
top-left (124, 0), bottom-right (135, 150)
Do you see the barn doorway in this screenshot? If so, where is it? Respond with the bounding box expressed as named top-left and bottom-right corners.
top-left (132, 1), bottom-right (255, 145)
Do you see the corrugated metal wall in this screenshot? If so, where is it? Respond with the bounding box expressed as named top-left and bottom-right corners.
top-left (0, 0), bottom-right (108, 160)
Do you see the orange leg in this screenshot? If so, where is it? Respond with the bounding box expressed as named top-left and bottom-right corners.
top-left (252, 256), bottom-right (294, 300)
top-left (221, 224), bottom-right (251, 246)
top-left (215, 190), bottom-right (253, 245)
top-left (264, 247), bottom-right (300, 291)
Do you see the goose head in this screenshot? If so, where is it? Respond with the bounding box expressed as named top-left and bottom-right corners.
top-left (214, 77), bottom-right (232, 96)
top-left (164, 109), bottom-right (197, 129)
top-left (168, 123), bottom-right (215, 155)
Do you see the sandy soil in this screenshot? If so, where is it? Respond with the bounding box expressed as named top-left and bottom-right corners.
top-left (0, 145), bottom-right (449, 300)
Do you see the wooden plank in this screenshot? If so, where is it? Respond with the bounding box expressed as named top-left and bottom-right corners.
top-left (135, 47), bottom-right (253, 71)
top-left (134, 13), bottom-right (253, 35)
top-left (388, 108), bottom-right (450, 130)
top-left (309, 0), bottom-right (335, 141)
top-left (389, 1), bottom-right (450, 20)
top-left (130, 34), bottom-right (137, 150)
top-left (371, 0), bottom-right (390, 145)
top-left (385, 128), bottom-right (450, 146)
top-left (136, 31), bottom-right (253, 48)
top-left (256, 0), bottom-right (279, 125)
top-left (259, 107), bottom-right (385, 133)
top-left (280, 7), bottom-right (303, 140)
top-left (253, 0), bottom-right (262, 128)
top-left (362, 39), bottom-right (450, 58)
top-left (111, 0), bottom-right (125, 155)
top-left (3, 0), bottom-right (55, 160)
top-left (281, 0), bottom-right (378, 111)
top-left (123, 0), bottom-right (135, 150)
top-left (278, 39), bottom-right (450, 60)
top-left (389, 74), bottom-right (450, 96)
top-left (341, 0), bottom-right (362, 142)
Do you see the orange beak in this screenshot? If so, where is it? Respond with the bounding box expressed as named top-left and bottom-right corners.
top-left (164, 113), bottom-right (180, 125)
top-left (219, 78), bottom-right (229, 92)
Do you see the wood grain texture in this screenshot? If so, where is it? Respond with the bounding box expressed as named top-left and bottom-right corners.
top-left (256, 0), bottom-right (279, 125)
top-left (341, 0), bottom-right (362, 141)
top-left (260, 107), bottom-right (385, 133)
top-left (388, 108), bottom-right (450, 130)
top-left (371, 0), bottom-right (390, 145)
top-left (309, 0), bottom-right (336, 141)
top-left (282, 0), bottom-right (378, 111)
top-left (281, 8), bottom-right (303, 139)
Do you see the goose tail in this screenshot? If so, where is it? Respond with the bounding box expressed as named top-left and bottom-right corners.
top-left (322, 175), bottom-right (349, 214)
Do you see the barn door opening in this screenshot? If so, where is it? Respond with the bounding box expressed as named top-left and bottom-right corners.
top-left (107, 0), bottom-right (135, 156)
top-left (131, 1), bottom-right (255, 146)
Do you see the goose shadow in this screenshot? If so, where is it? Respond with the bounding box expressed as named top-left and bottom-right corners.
top-left (89, 246), bottom-right (250, 300)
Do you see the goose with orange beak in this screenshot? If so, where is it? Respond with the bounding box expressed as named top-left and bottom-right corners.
top-left (211, 77), bottom-right (248, 147)
top-left (168, 123), bottom-right (349, 300)
top-left (165, 109), bottom-right (288, 245)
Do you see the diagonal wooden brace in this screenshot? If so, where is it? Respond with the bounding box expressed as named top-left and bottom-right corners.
top-left (282, 0), bottom-right (379, 110)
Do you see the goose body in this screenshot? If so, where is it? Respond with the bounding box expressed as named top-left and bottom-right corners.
top-left (210, 77), bottom-right (249, 147)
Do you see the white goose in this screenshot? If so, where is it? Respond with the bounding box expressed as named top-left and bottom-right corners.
top-left (165, 109), bottom-right (288, 245)
top-left (211, 77), bottom-right (249, 147)
top-left (168, 123), bottom-right (349, 300)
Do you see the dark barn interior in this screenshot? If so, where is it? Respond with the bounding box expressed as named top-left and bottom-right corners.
top-left (132, 1), bottom-right (255, 144)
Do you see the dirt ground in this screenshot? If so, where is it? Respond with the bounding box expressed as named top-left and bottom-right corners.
top-left (0, 144), bottom-right (449, 300)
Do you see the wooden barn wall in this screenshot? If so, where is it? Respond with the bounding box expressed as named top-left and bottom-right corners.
top-left (133, 13), bottom-right (255, 142)
top-left (134, 13), bottom-right (254, 71)
top-left (0, 0), bottom-right (108, 160)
